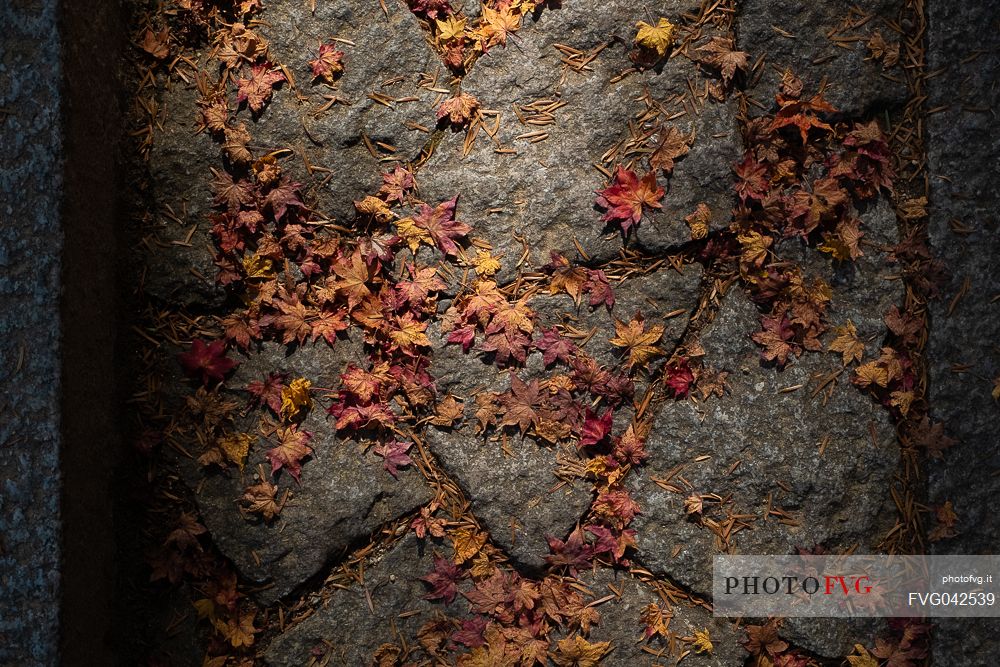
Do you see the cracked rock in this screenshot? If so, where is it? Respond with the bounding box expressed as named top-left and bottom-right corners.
top-left (629, 287), bottom-right (896, 657)
top-left (416, 0), bottom-right (739, 283)
top-left (172, 341), bottom-right (431, 604)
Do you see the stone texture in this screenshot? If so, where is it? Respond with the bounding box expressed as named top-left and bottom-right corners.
top-left (0, 2), bottom-right (62, 664)
top-left (172, 341), bottom-right (432, 604)
top-left (629, 287), bottom-right (896, 657)
top-left (573, 569), bottom-right (748, 666)
top-left (736, 0), bottom-right (907, 117)
top-left (144, 80), bottom-right (226, 308)
top-left (425, 336), bottom-right (592, 571)
top-left (424, 423), bottom-right (592, 573)
top-left (262, 534), bottom-right (456, 667)
top-left (925, 1), bottom-right (1000, 664)
top-left (255, 0), bottom-right (444, 217)
top-left (417, 0), bottom-right (740, 283)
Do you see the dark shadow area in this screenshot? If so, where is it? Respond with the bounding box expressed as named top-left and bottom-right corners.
top-left (59, 1), bottom-right (126, 664)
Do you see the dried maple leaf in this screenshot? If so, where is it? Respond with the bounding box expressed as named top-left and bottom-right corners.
top-left (770, 93), bottom-right (835, 145)
top-left (733, 155), bottom-right (769, 202)
top-left (436, 92), bottom-right (479, 127)
top-left (451, 528), bottom-right (487, 564)
top-left (928, 500), bottom-right (958, 542)
top-left (373, 440), bottom-right (414, 478)
top-left (550, 635), bottom-right (611, 667)
top-left (650, 125), bottom-right (689, 174)
top-left (692, 628), bottom-right (713, 654)
top-left (179, 339), bottom-right (238, 385)
top-left (332, 248), bottom-right (374, 309)
top-left (480, 6), bottom-right (521, 47)
top-left (353, 195), bottom-right (394, 223)
top-left (545, 527), bottom-right (595, 574)
top-left (664, 359), bottom-right (694, 398)
top-left (471, 249), bottom-right (502, 277)
top-left (165, 512), bottom-right (207, 551)
top-left (873, 636), bottom-right (927, 667)
top-left (430, 394), bottom-right (464, 426)
top-left (634, 18), bottom-right (675, 57)
top-left (847, 644), bottom-right (880, 667)
top-left (583, 269), bottom-right (615, 310)
top-left (309, 43), bottom-right (344, 84)
top-left (266, 426), bottom-right (313, 482)
top-left (609, 313), bottom-right (664, 368)
top-left (216, 609), bottom-right (256, 649)
top-left (910, 416), bottom-right (956, 459)
top-left (280, 377), bottom-right (312, 421)
top-left (411, 196), bottom-right (471, 256)
top-left (412, 505), bottom-right (447, 539)
top-left (695, 37), bottom-right (748, 85)
top-left (828, 320), bottom-right (865, 365)
top-left (853, 361), bottom-right (889, 388)
top-left (752, 314), bottom-right (795, 367)
top-left (407, 0), bottom-right (452, 20)
top-left (743, 621), bottom-right (788, 656)
top-left (218, 432), bottom-right (255, 470)
top-left (612, 424), bottom-right (648, 465)
top-left (595, 166), bottom-right (664, 234)
top-left (378, 165), bottom-right (415, 204)
top-left (498, 374), bottom-right (542, 434)
top-left (236, 63), bottom-right (284, 112)
top-left (140, 27), bottom-right (170, 60)
top-left (240, 476), bottom-right (286, 521)
top-left (420, 553), bottom-right (464, 604)
top-left (534, 328), bottom-right (577, 366)
top-left (685, 202), bottom-right (711, 240)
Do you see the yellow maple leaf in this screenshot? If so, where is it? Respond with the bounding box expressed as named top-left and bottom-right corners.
top-left (451, 527), bottom-right (487, 564)
top-left (472, 249), bottom-right (502, 277)
top-left (846, 644), bottom-right (879, 667)
top-left (828, 320), bottom-right (865, 365)
top-left (218, 432), bottom-right (255, 470)
top-left (395, 216), bottom-right (434, 253)
top-left (692, 628), bottom-right (713, 654)
top-left (242, 253), bottom-right (274, 279)
top-left (854, 361), bottom-right (889, 388)
top-left (635, 18), bottom-right (676, 57)
top-left (436, 16), bottom-right (466, 42)
top-left (610, 314), bottom-right (664, 368)
top-left (280, 377), bottom-right (313, 421)
top-left (551, 635), bottom-right (611, 667)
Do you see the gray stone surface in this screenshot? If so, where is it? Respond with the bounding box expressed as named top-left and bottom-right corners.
top-left (417, 0), bottom-right (739, 282)
top-left (173, 342), bottom-right (431, 604)
top-left (0, 1), bottom-right (62, 664)
top-left (925, 2), bottom-right (1000, 664)
top-left (256, 0), bottom-right (443, 216)
top-left (574, 569), bottom-right (748, 666)
top-left (630, 287), bottom-right (896, 657)
top-left (425, 423), bottom-right (592, 573)
top-left (262, 534), bottom-right (453, 667)
top-left (736, 0), bottom-right (907, 116)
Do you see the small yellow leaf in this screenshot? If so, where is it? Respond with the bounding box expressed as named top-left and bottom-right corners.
top-left (692, 628), bottom-right (713, 655)
top-left (635, 18), bottom-right (676, 57)
top-left (846, 644), bottom-right (879, 667)
top-left (218, 432), bottom-right (255, 470)
top-left (451, 527), bottom-right (487, 564)
top-left (280, 377), bottom-right (313, 422)
top-left (436, 16), bottom-right (466, 42)
top-left (395, 216), bottom-right (434, 253)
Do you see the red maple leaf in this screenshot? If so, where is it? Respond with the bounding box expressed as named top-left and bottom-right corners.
top-left (246, 371), bottom-right (286, 413)
top-left (420, 553), bottom-right (464, 604)
top-left (377, 166), bottom-right (415, 204)
top-left (266, 426), bottom-right (313, 482)
top-left (236, 63), bottom-right (284, 112)
top-left (451, 617), bottom-right (488, 648)
top-left (583, 269), bottom-right (615, 310)
top-left (579, 409), bottom-right (613, 448)
top-left (264, 179), bottom-right (304, 221)
top-left (545, 526), bottom-right (595, 575)
top-left (445, 324), bottom-right (476, 352)
top-left (309, 43), bottom-right (344, 84)
top-left (533, 327), bottom-right (577, 366)
top-left (407, 0), bottom-right (452, 20)
top-left (663, 358), bottom-right (694, 398)
top-left (178, 339), bottom-right (238, 384)
top-left (411, 196), bottom-right (471, 256)
top-left (595, 165), bottom-right (664, 234)
top-left (372, 440), bottom-right (413, 478)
